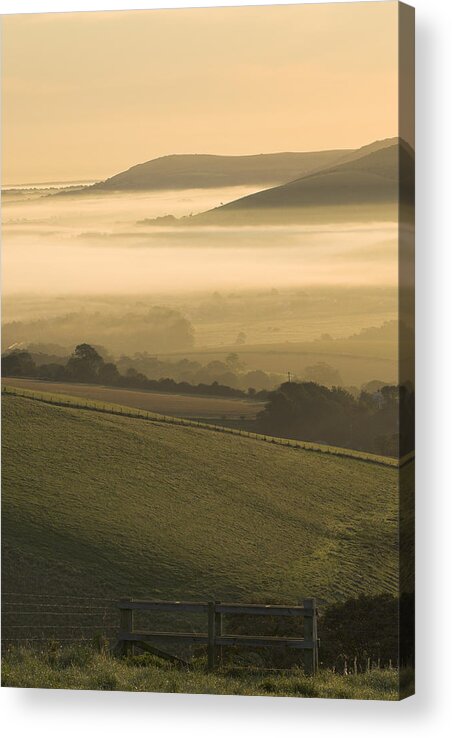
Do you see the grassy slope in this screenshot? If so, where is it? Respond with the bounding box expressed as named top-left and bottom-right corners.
top-left (191, 140), bottom-right (413, 225)
top-left (2, 395), bottom-right (400, 607)
top-left (2, 384), bottom-right (400, 466)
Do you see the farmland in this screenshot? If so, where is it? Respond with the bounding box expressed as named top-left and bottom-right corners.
top-left (0, 377), bottom-right (262, 420)
top-left (2, 394), bottom-right (401, 611)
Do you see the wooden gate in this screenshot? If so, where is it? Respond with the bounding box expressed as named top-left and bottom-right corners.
top-left (117, 598), bottom-right (318, 673)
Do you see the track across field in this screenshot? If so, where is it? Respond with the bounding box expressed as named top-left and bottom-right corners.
top-left (1, 377), bottom-right (263, 420)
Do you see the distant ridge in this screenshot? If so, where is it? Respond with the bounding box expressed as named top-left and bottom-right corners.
top-left (86, 150), bottom-right (350, 192)
top-left (188, 138), bottom-right (414, 225)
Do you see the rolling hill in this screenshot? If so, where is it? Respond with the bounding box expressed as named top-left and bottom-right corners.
top-left (190, 138), bottom-right (414, 225)
top-left (86, 151), bottom-right (349, 192)
top-left (2, 394), bottom-right (402, 613)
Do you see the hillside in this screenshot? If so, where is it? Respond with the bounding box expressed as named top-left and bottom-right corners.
top-left (2, 395), bottom-right (401, 612)
top-left (190, 138), bottom-right (414, 225)
top-left (86, 151), bottom-right (348, 192)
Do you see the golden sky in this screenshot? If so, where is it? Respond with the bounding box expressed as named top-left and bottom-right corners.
top-left (2, 2), bottom-right (400, 185)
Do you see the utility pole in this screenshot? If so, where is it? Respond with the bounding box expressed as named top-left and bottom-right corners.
top-left (287, 371), bottom-right (291, 383)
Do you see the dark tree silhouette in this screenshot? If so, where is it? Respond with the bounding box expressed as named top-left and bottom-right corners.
top-left (1, 350), bottom-right (36, 377)
top-left (66, 344), bottom-right (104, 382)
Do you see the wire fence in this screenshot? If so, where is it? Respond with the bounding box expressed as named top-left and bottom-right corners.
top-left (1, 592), bottom-right (205, 647)
top-left (2, 385), bottom-right (409, 468)
top-left (1, 592), bottom-right (119, 644)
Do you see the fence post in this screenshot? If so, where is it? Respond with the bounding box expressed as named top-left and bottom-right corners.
top-left (313, 599), bottom-right (319, 672)
top-left (207, 600), bottom-right (216, 671)
top-left (119, 599), bottom-right (134, 656)
top-left (215, 602), bottom-right (223, 666)
top-left (303, 598), bottom-right (317, 675)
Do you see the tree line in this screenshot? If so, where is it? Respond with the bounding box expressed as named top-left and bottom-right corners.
top-left (1, 344), bottom-right (263, 400)
top-left (256, 380), bottom-right (414, 457)
top-left (2, 344), bottom-right (413, 457)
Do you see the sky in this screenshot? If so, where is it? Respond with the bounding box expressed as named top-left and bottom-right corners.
top-left (2, 2), bottom-right (401, 185)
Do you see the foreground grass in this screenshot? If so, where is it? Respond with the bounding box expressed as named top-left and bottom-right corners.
top-left (1, 646), bottom-right (404, 700)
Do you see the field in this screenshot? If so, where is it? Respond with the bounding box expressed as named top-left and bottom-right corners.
top-left (1, 378), bottom-right (262, 420)
top-left (2, 394), bottom-right (400, 613)
top-left (2, 645), bottom-right (407, 700)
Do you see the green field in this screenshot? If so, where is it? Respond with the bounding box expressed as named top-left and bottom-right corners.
top-left (2, 394), bottom-right (400, 610)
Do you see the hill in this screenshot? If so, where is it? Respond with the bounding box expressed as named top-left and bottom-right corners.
top-left (86, 150), bottom-right (348, 192)
top-left (190, 138), bottom-right (414, 225)
top-left (2, 395), bottom-right (401, 612)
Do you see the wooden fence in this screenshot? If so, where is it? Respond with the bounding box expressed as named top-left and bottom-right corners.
top-left (117, 598), bottom-right (319, 673)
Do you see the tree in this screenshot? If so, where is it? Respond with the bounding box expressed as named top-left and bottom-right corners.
top-left (98, 362), bottom-right (120, 385)
top-left (319, 594), bottom-right (399, 667)
top-left (37, 363), bottom-right (67, 381)
top-left (226, 352), bottom-right (244, 371)
top-left (123, 367), bottom-right (147, 387)
top-left (257, 381), bottom-right (359, 447)
top-left (66, 343), bottom-right (104, 382)
top-left (303, 361), bottom-right (343, 387)
top-left (1, 350), bottom-right (36, 377)
top-left (242, 370), bottom-right (273, 391)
